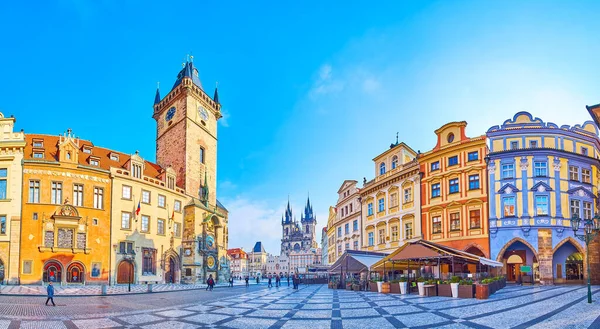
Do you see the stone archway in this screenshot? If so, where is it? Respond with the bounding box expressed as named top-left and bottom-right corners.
top-left (552, 237), bottom-right (586, 284)
top-left (43, 260), bottom-right (63, 283)
top-left (464, 243), bottom-right (488, 258)
top-left (66, 262), bottom-right (85, 284)
top-left (496, 238), bottom-right (539, 283)
top-left (495, 237), bottom-right (539, 262)
top-left (164, 249), bottom-right (180, 284)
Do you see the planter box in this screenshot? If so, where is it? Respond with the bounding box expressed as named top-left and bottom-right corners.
top-left (399, 282), bottom-right (408, 295)
top-left (346, 284), bottom-right (352, 290)
top-left (370, 282), bottom-right (378, 292)
top-left (390, 283), bottom-right (400, 294)
top-left (381, 282), bottom-right (391, 294)
top-left (352, 284), bottom-right (361, 291)
top-left (437, 284), bottom-right (452, 297)
top-left (476, 284), bottom-right (489, 300)
top-left (458, 284), bottom-right (475, 298)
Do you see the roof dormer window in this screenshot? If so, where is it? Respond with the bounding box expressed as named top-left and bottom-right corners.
top-left (33, 152), bottom-right (44, 159)
top-left (89, 156), bottom-right (100, 166)
top-left (110, 153), bottom-right (120, 161)
top-left (33, 140), bottom-right (44, 148)
top-left (82, 146), bottom-right (92, 154)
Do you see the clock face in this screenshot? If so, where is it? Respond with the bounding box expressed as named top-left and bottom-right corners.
top-left (165, 107), bottom-right (176, 121)
top-left (199, 106), bottom-right (209, 121)
top-left (206, 235), bottom-right (215, 249)
top-left (207, 255), bottom-right (216, 269)
top-left (184, 248), bottom-right (191, 256)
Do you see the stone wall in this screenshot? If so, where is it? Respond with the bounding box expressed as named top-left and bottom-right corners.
top-left (537, 229), bottom-right (554, 284)
top-left (590, 235), bottom-right (600, 285)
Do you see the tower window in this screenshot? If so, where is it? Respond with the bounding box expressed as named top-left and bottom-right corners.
top-left (200, 147), bottom-right (205, 164)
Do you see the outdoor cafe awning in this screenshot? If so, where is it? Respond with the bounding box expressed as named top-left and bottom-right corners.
top-left (329, 250), bottom-right (389, 274)
top-left (370, 239), bottom-right (503, 271)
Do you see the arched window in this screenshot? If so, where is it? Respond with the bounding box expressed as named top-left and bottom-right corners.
top-left (200, 147), bottom-right (205, 164)
top-left (391, 156), bottom-right (398, 169)
top-left (379, 162), bottom-right (386, 175)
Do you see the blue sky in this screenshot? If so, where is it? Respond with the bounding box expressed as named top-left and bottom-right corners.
top-left (1, 1), bottom-right (600, 254)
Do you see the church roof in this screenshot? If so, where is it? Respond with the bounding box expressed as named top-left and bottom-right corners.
top-left (253, 241), bottom-right (266, 253)
top-left (216, 199), bottom-right (228, 211)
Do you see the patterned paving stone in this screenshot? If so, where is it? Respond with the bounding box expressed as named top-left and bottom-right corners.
top-left (20, 321), bottom-right (66, 329)
top-left (71, 318), bottom-right (122, 329)
top-left (292, 309), bottom-right (333, 319)
top-left (119, 314), bottom-right (164, 325)
top-left (154, 309), bottom-right (196, 318)
top-left (394, 313), bottom-right (450, 327)
top-left (244, 309), bottom-right (291, 318)
top-left (181, 313), bottom-right (230, 324)
top-left (140, 320), bottom-right (198, 329)
top-left (212, 307), bottom-right (250, 315)
top-left (340, 307), bottom-right (381, 318)
top-left (224, 317), bottom-right (279, 329)
top-left (341, 317), bottom-right (398, 329)
top-left (280, 319), bottom-right (332, 328)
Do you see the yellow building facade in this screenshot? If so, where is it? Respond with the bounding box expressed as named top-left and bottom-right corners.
top-left (20, 132), bottom-right (112, 284)
top-left (328, 180), bottom-right (361, 264)
top-left (0, 112), bottom-right (26, 284)
top-left (361, 142), bottom-right (421, 253)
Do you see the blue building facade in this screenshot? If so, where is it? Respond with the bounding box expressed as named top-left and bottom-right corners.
top-left (486, 112), bottom-right (600, 284)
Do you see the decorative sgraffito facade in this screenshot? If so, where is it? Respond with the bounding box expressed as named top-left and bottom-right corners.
top-left (20, 132), bottom-right (112, 285)
top-left (0, 112), bottom-right (26, 284)
top-left (420, 121), bottom-right (489, 268)
top-left (487, 112), bottom-right (600, 284)
top-left (330, 180), bottom-right (361, 263)
top-left (153, 59), bottom-right (229, 284)
top-left (362, 141), bottom-right (421, 253)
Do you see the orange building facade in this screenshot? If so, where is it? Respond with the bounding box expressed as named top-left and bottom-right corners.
top-left (20, 131), bottom-right (112, 284)
top-left (419, 121), bottom-right (490, 265)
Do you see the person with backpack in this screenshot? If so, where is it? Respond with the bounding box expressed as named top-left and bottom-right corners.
top-left (206, 274), bottom-right (215, 291)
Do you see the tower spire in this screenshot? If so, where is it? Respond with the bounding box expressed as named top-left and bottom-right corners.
top-left (154, 82), bottom-right (161, 105)
top-left (214, 82), bottom-right (220, 104)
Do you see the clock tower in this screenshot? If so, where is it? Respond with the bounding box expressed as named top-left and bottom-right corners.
top-left (153, 58), bottom-right (229, 283)
top-left (152, 59), bottom-right (221, 204)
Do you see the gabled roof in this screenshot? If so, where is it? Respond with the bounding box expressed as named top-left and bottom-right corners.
top-left (567, 186), bottom-right (596, 199)
top-left (337, 179), bottom-right (358, 193)
top-left (252, 241), bottom-right (266, 253)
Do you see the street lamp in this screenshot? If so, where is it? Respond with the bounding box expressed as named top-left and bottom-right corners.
top-left (570, 214), bottom-right (600, 304)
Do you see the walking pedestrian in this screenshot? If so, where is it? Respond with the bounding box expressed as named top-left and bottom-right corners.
top-left (245, 276), bottom-right (249, 287)
top-left (206, 274), bottom-right (215, 291)
top-left (229, 277), bottom-right (234, 287)
top-left (45, 282), bottom-right (56, 306)
top-left (275, 275), bottom-right (279, 288)
top-left (287, 275), bottom-right (290, 287)
top-left (268, 276), bottom-right (272, 288)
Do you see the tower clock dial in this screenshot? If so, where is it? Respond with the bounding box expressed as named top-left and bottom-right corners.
top-left (165, 107), bottom-right (176, 121)
top-left (199, 105), bottom-right (209, 121)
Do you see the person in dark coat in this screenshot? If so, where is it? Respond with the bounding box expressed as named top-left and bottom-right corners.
top-left (245, 276), bottom-right (249, 287)
top-left (287, 275), bottom-right (290, 287)
top-left (45, 282), bottom-right (56, 306)
top-left (229, 277), bottom-right (234, 287)
top-left (268, 276), bottom-right (272, 288)
top-left (206, 274), bottom-right (215, 291)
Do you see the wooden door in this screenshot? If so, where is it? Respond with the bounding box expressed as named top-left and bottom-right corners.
top-left (117, 261), bottom-right (133, 284)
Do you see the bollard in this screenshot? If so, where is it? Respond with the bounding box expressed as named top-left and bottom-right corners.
top-left (101, 284), bottom-right (107, 295)
top-left (147, 283), bottom-right (153, 293)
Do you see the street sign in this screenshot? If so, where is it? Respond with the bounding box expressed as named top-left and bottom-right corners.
top-left (520, 265), bottom-right (531, 273)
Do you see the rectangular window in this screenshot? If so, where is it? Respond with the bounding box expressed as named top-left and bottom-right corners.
top-left (468, 151), bottom-right (479, 161)
top-left (132, 164), bottom-right (142, 179)
top-left (0, 168), bottom-right (6, 200)
top-left (73, 184), bottom-right (83, 206)
top-left (168, 177), bottom-right (175, 189)
top-left (141, 215), bottom-right (150, 232)
top-left (158, 194), bottom-right (166, 208)
top-left (570, 200), bottom-right (581, 218)
top-left (349, 203), bottom-right (353, 212)
top-left (119, 241), bottom-right (134, 254)
top-left (93, 187), bottom-right (103, 209)
top-left (431, 161), bottom-right (440, 171)
top-left (378, 198), bottom-right (385, 212)
top-left (449, 178), bottom-right (459, 194)
top-left (432, 216), bottom-right (442, 234)
top-left (378, 229), bottom-right (385, 244)
top-left (501, 164), bottom-right (514, 179)
top-left (121, 212), bottom-right (131, 229)
top-left (583, 201), bottom-right (592, 220)
top-left (535, 195), bottom-right (548, 216)
top-left (337, 245), bottom-right (342, 254)
top-left (122, 185), bottom-right (131, 199)
top-left (345, 243), bottom-right (349, 250)
top-left (353, 241), bottom-right (358, 250)
top-left (44, 231), bottom-right (54, 247)
top-left (390, 193), bottom-right (398, 207)
top-left (569, 166), bottom-right (579, 181)
top-left (391, 226), bottom-right (398, 241)
top-left (534, 162), bottom-right (547, 177)
top-left (174, 200), bottom-right (182, 212)
top-left (469, 175), bottom-right (480, 190)
top-left (90, 159), bottom-right (99, 166)
top-left (33, 152), bottom-right (44, 159)
top-left (582, 147), bottom-right (588, 156)
top-left (345, 223), bottom-right (349, 235)
top-left (141, 190), bottom-right (150, 204)
top-left (174, 222), bottom-right (181, 237)
top-left (353, 220), bottom-right (358, 231)
top-left (337, 227), bottom-right (342, 238)
top-left (29, 180), bottom-right (40, 203)
top-left (469, 210), bottom-right (481, 229)
top-left (405, 222), bottom-right (413, 239)
top-left (367, 203), bottom-right (373, 216)
top-left (77, 233), bottom-right (86, 249)
top-left (51, 182), bottom-right (63, 204)
top-left (448, 156), bottom-right (459, 166)
top-left (142, 248), bottom-right (157, 275)
top-left (431, 183), bottom-right (441, 198)
top-left (582, 169), bottom-right (591, 184)
top-left (503, 197), bottom-right (516, 217)
top-left (450, 213), bottom-right (460, 231)
top-left (0, 215), bottom-right (5, 234)
top-left (530, 140), bottom-right (538, 148)
top-left (157, 219), bottom-right (165, 235)
top-left (22, 260), bottom-right (32, 274)
top-left (368, 232), bottom-right (374, 246)
top-left (33, 140), bottom-right (44, 147)
top-left (510, 141), bottom-right (518, 149)
top-left (404, 188), bottom-right (412, 203)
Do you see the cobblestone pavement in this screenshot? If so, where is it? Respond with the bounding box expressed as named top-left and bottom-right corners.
top-left (0, 284), bottom-right (599, 328)
top-left (0, 281), bottom-right (259, 296)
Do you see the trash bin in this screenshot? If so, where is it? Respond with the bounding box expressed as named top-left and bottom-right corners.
top-left (148, 284), bottom-right (153, 293)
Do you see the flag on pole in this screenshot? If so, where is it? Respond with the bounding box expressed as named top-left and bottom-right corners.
top-left (171, 208), bottom-right (175, 221)
top-left (136, 201), bottom-right (141, 216)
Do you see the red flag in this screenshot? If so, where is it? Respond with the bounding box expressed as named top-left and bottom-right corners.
top-left (171, 208), bottom-right (174, 220)
top-left (136, 201), bottom-right (141, 216)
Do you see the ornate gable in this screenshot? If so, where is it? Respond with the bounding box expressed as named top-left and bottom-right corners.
top-left (530, 181), bottom-right (553, 192)
top-left (498, 183), bottom-right (520, 194)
